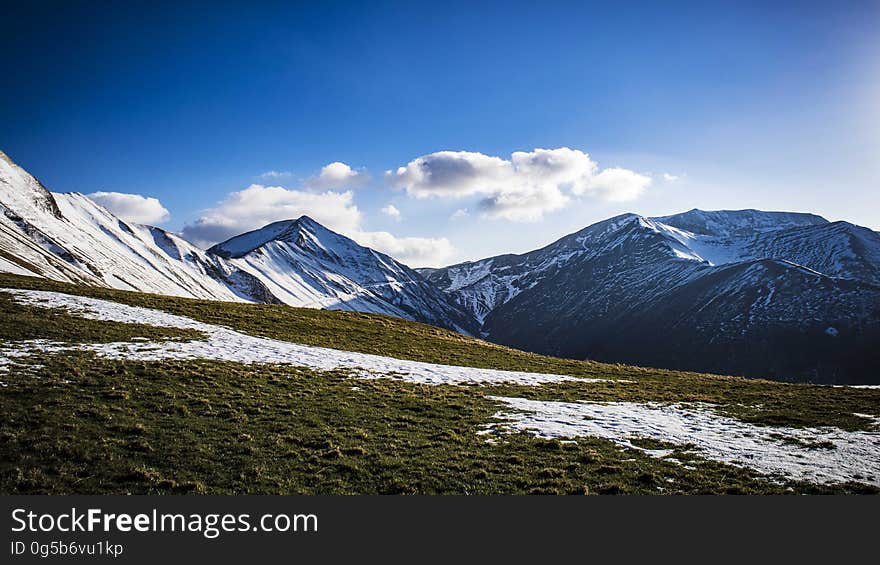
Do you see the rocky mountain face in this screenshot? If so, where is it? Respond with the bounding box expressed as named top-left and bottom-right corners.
top-left (422, 211), bottom-right (880, 383)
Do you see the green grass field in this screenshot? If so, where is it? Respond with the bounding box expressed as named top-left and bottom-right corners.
top-left (1, 273), bottom-right (878, 494)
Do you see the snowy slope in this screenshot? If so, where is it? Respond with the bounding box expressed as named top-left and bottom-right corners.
top-left (209, 217), bottom-right (478, 333)
top-left (653, 209), bottom-right (880, 281)
top-left (0, 151), bottom-right (273, 302)
top-left (486, 396), bottom-right (880, 487)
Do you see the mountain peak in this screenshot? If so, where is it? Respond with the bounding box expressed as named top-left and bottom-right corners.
top-left (207, 222), bottom-right (288, 259)
top-left (207, 216), bottom-right (344, 259)
top-left (567, 212), bottom-right (644, 238)
top-left (295, 214), bottom-right (321, 228)
top-left (0, 149), bottom-right (64, 220)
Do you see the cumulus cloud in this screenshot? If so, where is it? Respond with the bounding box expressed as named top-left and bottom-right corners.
top-left (304, 161), bottom-right (369, 190)
top-left (509, 147), bottom-right (598, 190)
top-left (387, 151), bottom-right (511, 198)
top-left (387, 147), bottom-right (650, 221)
top-left (259, 170), bottom-right (292, 180)
top-left (87, 191), bottom-right (170, 225)
top-left (477, 184), bottom-right (569, 222)
top-left (353, 231), bottom-right (454, 268)
top-left (662, 172), bottom-right (680, 182)
top-left (181, 183), bottom-right (453, 267)
top-left (381, 204), bottom-right (401, 219)
top-left (572, 167), bottom-right (652, 202)
top-left (181, 184), bottom-right (361, 247)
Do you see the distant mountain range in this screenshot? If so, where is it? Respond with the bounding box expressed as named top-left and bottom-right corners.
top-left (2, 150), bottom-right (878, 383)
top-left (421, 210), bottom-right (880, 383)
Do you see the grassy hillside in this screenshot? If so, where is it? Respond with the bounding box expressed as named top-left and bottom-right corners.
top-left (1, 273), bottom-right (878, 494)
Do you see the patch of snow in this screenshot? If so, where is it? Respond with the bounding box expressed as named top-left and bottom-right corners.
top-left (0, 288), bottom-right (601, 386)
top-left (853, 413), bottom-right (880, 426)
top-left (0, 339), bottom-right (68, 373)
top-left (484, 396), bottom-right (880, 487)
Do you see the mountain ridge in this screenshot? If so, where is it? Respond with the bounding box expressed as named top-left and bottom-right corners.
top-left (0, 150), bottom-right (474, 332)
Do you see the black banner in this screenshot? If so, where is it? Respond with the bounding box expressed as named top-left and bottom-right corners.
top-left (1, 496), bottom-right (874, 562)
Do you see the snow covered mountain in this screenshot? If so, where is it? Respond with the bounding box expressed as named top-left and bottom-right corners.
top-left (655, 209), bottom-right (880, 284)
top-left (208, 217), bottom-right (478, 333)
top-left (422, 210), bottom-right (880, 383)
top-left (0, 150), bottom-right (473, 332)
top-left (0, 150), bottom-right (274, 302)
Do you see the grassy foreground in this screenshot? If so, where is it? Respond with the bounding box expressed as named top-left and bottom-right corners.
top-left (0, 273), bottom-right (878, 494)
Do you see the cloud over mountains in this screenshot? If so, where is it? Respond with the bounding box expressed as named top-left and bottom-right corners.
top-left (386, 147), bottom-right (651, 222)
top-left (87, 191), bottom-right (171, 224)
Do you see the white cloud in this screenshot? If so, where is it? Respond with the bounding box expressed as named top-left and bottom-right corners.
top-left (572, 167), bottom-right (653, 202)
top-left (510, 147), bottom-right (598, 190)
top-left (662, 172), bottom-right (680, 182)
top-left (353, 232), bottom-right (454, 268)
top-left (450, 208), bottom-right (469, 220)
top-left (477, 184), bottom-right (569, 222)
top-left (87, 191), bottom-right (170, 225)
top-left (387, 151), bottom-right (511, 198)
top-left (259, 170), bottom-right (293, 180)
top-left (181, 182), bottom-right (454, 268)
top-left (381, 203), bottom-right (401, 219)
top-left (386, 147), bottom-right (649, 221)
top-left (304, 161), bottom-right (369, 190)
top-left (181, 184), bottom-right (361, 247)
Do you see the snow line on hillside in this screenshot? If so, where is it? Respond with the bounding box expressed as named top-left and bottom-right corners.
top-left (483, 396), bottom-right (880, 487)
top-left (0, 288), bottom-right (591, 386)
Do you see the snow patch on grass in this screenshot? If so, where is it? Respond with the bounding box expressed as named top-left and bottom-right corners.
top-left (484, 396), bottom-right (880, 486)
top-left (0, 288), bottom-right (595, 386)
top-left (0, 340), bottom-right (68, 373)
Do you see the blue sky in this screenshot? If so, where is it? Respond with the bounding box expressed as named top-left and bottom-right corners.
top-left (2, 1), bottom-right (878, 266)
